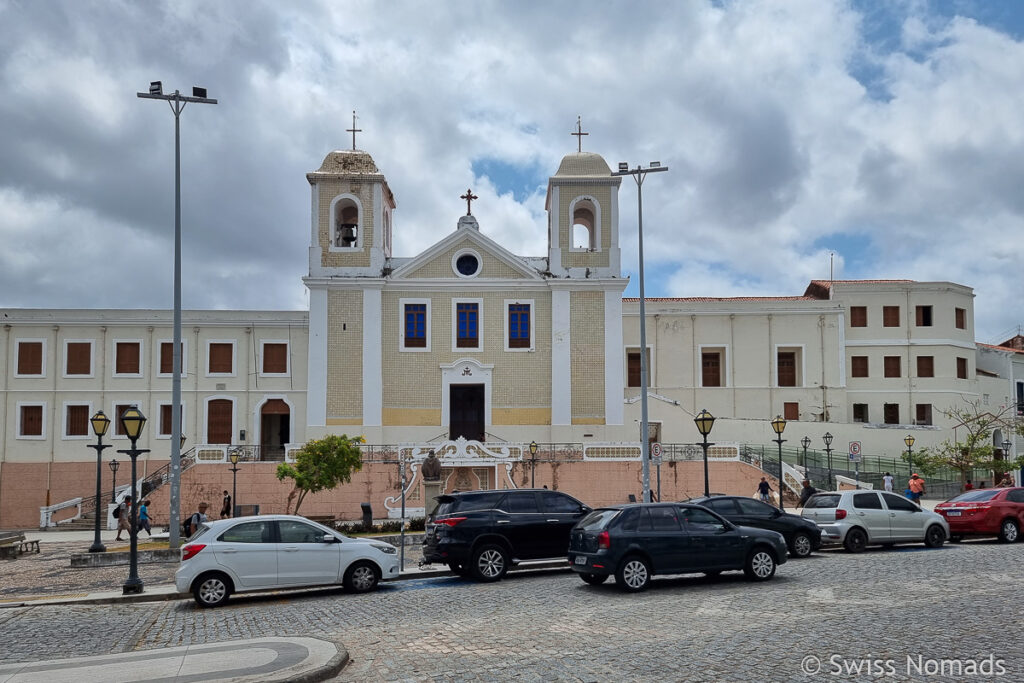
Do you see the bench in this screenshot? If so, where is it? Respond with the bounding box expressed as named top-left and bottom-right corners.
top-left (19, 539), bottom-right (40, 554)
top-left (0, 531), bottom-right (26, 560)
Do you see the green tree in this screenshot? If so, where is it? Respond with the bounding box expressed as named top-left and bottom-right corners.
top-left (276, 434), bottom-right (364, 515)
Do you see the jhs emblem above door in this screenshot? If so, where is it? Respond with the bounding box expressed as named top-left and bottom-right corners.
top-left (462, 367), bottom-right (472, 376)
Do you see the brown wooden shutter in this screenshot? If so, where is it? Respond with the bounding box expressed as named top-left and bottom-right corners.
top-left (207, 399), bottom-right (232, 443)
top-left (851, 356), bottom-right (868, 378)
top-left (161, 405), bottom-right (173, 435)
top-left (955, 308), bottom-right (966, 329)
top-left (66, 405), bottom-right (89, 436)
top-left (883, 306), bottom-right (900, 327)
top-left (66, 342), bottom-right (91, 375)
top-left (17, 342), bottom-right (43, 375)
top-left (702, 352), bottom-right (721, 387)
top-left (916, 404), bottom-right (932, 425)
top-left (883, 404), bottom-right (900, 424)
top-left (783, 402), bottom-right (799, 420)
top-left (884, 356), bottom-right (901, 378)
top-left (957, 357), bottom-right (968, 379)
top-left (627, 352), bottom-right (642, 388)
top-left (113, 404), bottom-right (133, 436)
top-left (850, 306), bottom-right (867, 327)
top-left (21, 405), bottom-right (43, 436)
top-left (261, 398), bottom-right (289, 414)
top-left (161, 342), bottom-right (184, 374)
top-left (916, 356), bottom-right (934, 377)
top-left (777, 352), bottom-right (796, 387)
top-left (209, 343), bottom-right (233, 373)
top-left (115, 342), bottom-right (140, 374)
top-left (262, 343), bottom-right (288, 373)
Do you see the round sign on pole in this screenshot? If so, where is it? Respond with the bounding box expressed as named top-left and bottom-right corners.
top-left (651, 442), bottom-right (663, 458)
top-left (849, 441), bottom-right (862, 462)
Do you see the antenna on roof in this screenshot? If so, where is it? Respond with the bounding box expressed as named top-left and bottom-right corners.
top-left (830, 252), bottom-right (834, 283)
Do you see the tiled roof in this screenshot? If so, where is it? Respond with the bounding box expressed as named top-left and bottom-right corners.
top-left (978, 342), bottom-right (1024, 354)
top-left (623, 296), bottom-right (816, 303)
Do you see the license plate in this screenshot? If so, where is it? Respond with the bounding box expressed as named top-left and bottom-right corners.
top-left (574, 555), bottom-right (587, 565)
top-left (945, 510), bottom-right (961, 517)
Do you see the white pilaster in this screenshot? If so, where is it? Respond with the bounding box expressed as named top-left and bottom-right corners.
top-left (604, 289), bottom-right (624, 424)
top-left (551, 289), bottom-right (571, 425)
top-left (307, 287), bottom-right (328, 427)
top-left (362, 287), bottom-right (383, 426)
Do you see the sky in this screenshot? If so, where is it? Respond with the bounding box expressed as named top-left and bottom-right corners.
top-left (2, 0), bottom-right (1024, 343)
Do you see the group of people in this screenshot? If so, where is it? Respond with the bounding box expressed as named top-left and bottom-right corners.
top-left (114, 495), bottom-right (154, 541)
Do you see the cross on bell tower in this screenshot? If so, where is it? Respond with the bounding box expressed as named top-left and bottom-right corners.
top-left (346, 110), bottom-right (362, 150)
top-left (571, 116), bottom-right (589, 153)
top-left (460, 188), bottom-right (478, 216)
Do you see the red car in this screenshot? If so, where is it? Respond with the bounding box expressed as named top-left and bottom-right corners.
top-left (935, 487), bottom-right (1024, 543)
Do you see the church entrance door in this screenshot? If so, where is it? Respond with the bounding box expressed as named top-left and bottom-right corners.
top-left (450, 384), bottom-right (485, 441)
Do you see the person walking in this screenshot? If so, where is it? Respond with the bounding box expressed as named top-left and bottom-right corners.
top-left (138, 499), bottom-right (152, 537)
top-left (908, 474), bottom-right (926, 503)
top-left (220, 490), bottom-right (232, 519)
top-left (186, 502), bottom-right (209, 537)
top-left (882, 472), bottom-right (894, 492)
top-left (115, 495), bottom-right (132, 541)
top-left (797, 480), bottom-right (817, 508)
top-left (998, 473), bottom-right (1014, 487)
top-left (964, 479), bottom-right (974, 491)
top-left (757, 477), bottom-right (773, 504)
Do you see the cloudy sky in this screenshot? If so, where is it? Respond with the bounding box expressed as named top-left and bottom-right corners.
top-left (2, 0), bottom-right (1024, 342)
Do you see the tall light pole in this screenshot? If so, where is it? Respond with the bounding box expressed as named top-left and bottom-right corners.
top-left (613, 161), bottom-right (668, 503)
top-left (771, 416), bottom-right (787, 510)
top-left (823, 432), bottom-right (834, 491)
top-left (117, 407), bottom-right (149, 595)
top-left (904, 434), bottom-right (915, 484)
top-left (137, 81), bottom-right (217, 547)
top-left (694, 409), bottom-right (715, 497)
top-left (87, 411), bottom-right (112, 553)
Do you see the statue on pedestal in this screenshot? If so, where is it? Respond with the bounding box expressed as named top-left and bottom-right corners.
top-left (421, 450), bottom-right (443, 518)
top-left (422, 450), bottom-right (442, 480)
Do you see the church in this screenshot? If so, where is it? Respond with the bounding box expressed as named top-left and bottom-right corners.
top-left (0, 137), bottom-right (1016, 529)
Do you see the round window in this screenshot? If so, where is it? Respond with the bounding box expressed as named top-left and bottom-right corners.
top-left (455, 253), bottom-right (480, 277)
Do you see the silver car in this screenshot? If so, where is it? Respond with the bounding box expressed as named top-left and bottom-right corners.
top-left (800, 490), bottom-right (950, 553)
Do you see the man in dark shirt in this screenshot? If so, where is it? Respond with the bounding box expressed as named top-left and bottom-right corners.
top-left (797, 480), bottom-right (817, 508)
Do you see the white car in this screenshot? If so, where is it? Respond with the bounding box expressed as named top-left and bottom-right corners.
top-left (175, 514), bottom-right (400, 607)
top-left (800, 490), bottom-right (950, 552)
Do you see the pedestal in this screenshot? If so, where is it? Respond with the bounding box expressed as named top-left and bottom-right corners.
top-left (423, 480), bottom-right (442, 518)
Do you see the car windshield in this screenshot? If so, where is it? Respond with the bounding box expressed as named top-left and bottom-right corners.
top-left (805, 494), bottom-right (841, 509)
top-left (577, 509), bottom-right (619, 530)
top-left (948, 489), bottom-right (1001, 502)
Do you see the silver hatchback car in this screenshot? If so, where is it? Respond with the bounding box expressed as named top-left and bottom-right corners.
top-left (800, 490), bottom-right (950, 552)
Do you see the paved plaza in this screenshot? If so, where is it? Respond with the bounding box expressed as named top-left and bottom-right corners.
top-left (0, 538), bottom-right (1021, 681)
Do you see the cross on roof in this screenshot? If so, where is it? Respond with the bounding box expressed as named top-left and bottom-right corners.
top-left (346, 110), bottom-right (362, 150)
top-left (571, 115), bottom-right (589, 153)
top-left (460, 188), bottom-right (478, 216)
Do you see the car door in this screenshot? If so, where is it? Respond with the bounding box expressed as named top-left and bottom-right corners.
top-left (679, 506), bottom-right (744, 570)
top-left (498, 491), bottom-right (546, 559)
top-left (276, 519), bottom-right (342, 586)
top-left (539, 491), bottom-right (586, 557)
top-left (702, 497), bottom-right (741, 523)
top-left (734, 498), bottom-right (787, 538)
top-left (882, 492), bottom-right (927, 541)
top-left (636, 505), bottom-right (687, 573)
top-left (851, 492), bottom-right (891, 542)
top-left (212, 520), bottom-right (278, 589)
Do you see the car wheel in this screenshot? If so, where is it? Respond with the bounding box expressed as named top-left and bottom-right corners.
top-left (447, 562), bottom-right (469, 576)
top-left (471, 544), bottom-right (509, 582)
top-left (192, 572), bottom-right (232, 608)
top-left (924, 525), bottom-right (946, 548)
top-left (743, 548), bottom-right (776, 581)
top-left (843, 528), bottom-right (868, 553)
top-left (790, 532), bottom-right (813, 558)
top-left (998, 519), bottom-right (1019, 543)
top-left (580, 573), bottom-right (608, 586)
top-left (344, 561), bottom-right (381, 593)
top-left (615, 555), bottom-right (651, 592)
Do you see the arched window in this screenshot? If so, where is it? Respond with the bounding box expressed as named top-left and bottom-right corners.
top-left (570, 197), bottom-right (599, 250)
top-left (330, 195), bottom-right (362, 249)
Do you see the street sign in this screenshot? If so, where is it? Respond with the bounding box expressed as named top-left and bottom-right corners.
top-left (849, 441), bottom-right (862, 462)
top-left (651, 442), bottom-right (663, 458)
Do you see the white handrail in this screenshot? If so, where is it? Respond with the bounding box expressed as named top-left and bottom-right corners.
top-left (39, 497), bottom-right (83, 529)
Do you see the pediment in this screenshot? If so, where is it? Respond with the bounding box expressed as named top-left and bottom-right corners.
top-left (391, 226), bottom-right (543, 281)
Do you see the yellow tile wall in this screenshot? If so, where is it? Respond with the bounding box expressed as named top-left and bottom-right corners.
top-left (317, 179), bottom-right (374, 268)
top-left (327, 290), bottom-right (363, 419)
top-left (404, 239), bottom-right (527, 279)
top-left (571, 290), bottom-right (605, 421)
top-left (558, 185), bottom-right (613, 257)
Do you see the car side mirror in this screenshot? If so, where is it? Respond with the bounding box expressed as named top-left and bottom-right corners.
top-left (580, 505), bottom-right (591, 513)
top-left (321, 534), bottom-right (339, 543)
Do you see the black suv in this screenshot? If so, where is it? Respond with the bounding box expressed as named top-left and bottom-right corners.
top-left (687, 495), bottom-right (822, 557)
top-left (568, 503), bottom-right (788, 591)
top-left (422, 489), bottom-right (591, 581)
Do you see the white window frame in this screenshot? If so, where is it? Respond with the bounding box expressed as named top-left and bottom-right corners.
top-left (328, 193), bottom-right (364, 252)
top-left (399, 298), bottom-right (432, 353)
top-left (774, 344), bottom-right (805, 388)
top-left (258, 340), bottom-right (291, 377)
top-left (62, 339), bottom-right (95, 378)
top-left (504, 299), bottom-right (535, 352)
top-left (157, 339), bottom-right (189, 378)
top-left (156, 401), bottom-right (187, 439)
top-left (203, 395), bottom-right (237, 444)
top-left (451, 248), bottom-right (483, 279)
top-left (205, 339), bottom-right (237, 377)
top-left (62, 401), bottom-right (95, 440)
top-left (109, 401), bottom-right (142, 441)
top-left (111, 338), bottom-right (144, 378)
top-left (568, 195), bottom-right (602, 252)
top-left (451, 298), bottom-right (483, 352)
top-left (16, 401), bottom-right (47, 440)
top-left (14, 338), bottom-right (47, 378)
top-left (698, 344), bottom-right (730, 388)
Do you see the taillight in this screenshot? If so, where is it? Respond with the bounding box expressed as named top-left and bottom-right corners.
top-left (835, 509), bottom-right (847, 520)
top-left (597, 531), bottom-right (610, 549)
top-left (434, 517), bottom-right (467, 527)
top-left (962, 504), bottom-right (992, 511)
top-left (181, 544), bottom-right (206, 561)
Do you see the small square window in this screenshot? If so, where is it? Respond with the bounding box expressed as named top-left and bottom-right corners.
top-left (883, 306), bottom-right (900, 327)
top-left (159, 341), bottom-right (186, 376)
top-left (884, 356), bottom-right (901, 378)
top-left (19, 404), bottom-right (44, 438)
top-left (915, 404), bottom-right (933, 426)
top-left (65, 341), bottom-right (92, 376)
top-left (783, 402), bottom-right (799, 420)
top-left (262, 343), bottom-right (288, 374)
top-left (853, 404), bottom-right (869, 423)
top-left (65, 404), bottom-right (90, 437)
top-left (883, 403), bottom-right (900, 424)
top-left (702, 350), bottom-right (723, 387)
top-left (850, 306), bottom-right (867, 327)
top-left (916, 356), bottom-right (934, 378)
top-left (208, 342), bottom-right (234, 374)
top-left (957, 357), bottom-right (968, 379)
top-left (115, 341), bottom-right (141, 375)
top-left (16, 341), bottom-right (44, 376)
top-left (851, 356), bottom-right (869, 378)
top-left (915, 305), bottom-right (933, 327)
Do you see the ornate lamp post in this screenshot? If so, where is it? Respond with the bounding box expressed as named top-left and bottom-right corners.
top-left (1002, 440), bottom-right (1012, 484)
top-left (529, 441), bottom-right (539, 488)
top-left (109, 459), bottom-right (120, 503)
top-left (771, 416), bottom-right (787, 510)
top-left (904, 434), bottom-right (915, 483)
top-left (87, 411), bottom-right (112, 553)
top-left (228, 448), bottom-right (241, 518)
top-left (800, 436), bottom-right (811, 471)
top-left (117, 407), bottom-right (149, 595)
top-left (693, 409), bottom-right (715, 497)
top-left (823, 432), bottom-right (834, 491)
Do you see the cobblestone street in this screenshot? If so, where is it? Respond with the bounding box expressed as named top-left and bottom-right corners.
top-left (1, 540), bottom-right (1021, 681)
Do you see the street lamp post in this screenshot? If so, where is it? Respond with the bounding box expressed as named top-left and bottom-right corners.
top-left (694, 409), bottom-right (716, 497)
top-left (529, 441), bottom-right (539, 488)
top-left (109, 459), bottom-right (120, 503)
top-left (904, 434), bottom-right (915, 483)
top-left (800, 436), bottom-right (811, 471)
top-left (771, 416), bottom-right (787, 510)
top-left (613, 160), bottom-right (668, 503)
top-left (137, 81), bottom-right (217, 548)
top-left (228, 449), bottom-right (241, 518)
top-left (823, 432), bottom-right (834, 491)
top-left (87, 411), bottom-right (112, 553)
top-left (117, 407), bottom-right (149, 595)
